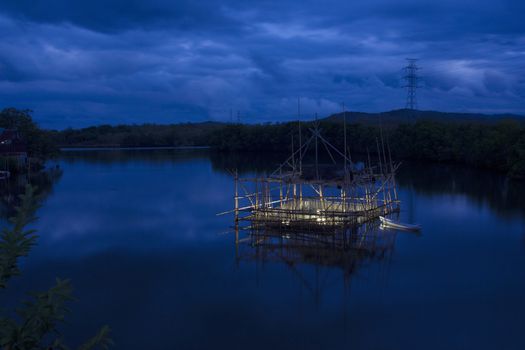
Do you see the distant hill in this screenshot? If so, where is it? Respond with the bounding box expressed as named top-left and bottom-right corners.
top-left (324, 109), bottom-right (525, 126)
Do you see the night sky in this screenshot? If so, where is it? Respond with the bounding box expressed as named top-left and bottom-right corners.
top-left (0, 0), bottom-right (524, 128)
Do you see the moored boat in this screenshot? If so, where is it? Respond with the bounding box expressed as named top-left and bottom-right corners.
top-left (379, 216), bottom-right (421, 232)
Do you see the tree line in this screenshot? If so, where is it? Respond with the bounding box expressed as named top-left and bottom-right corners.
top-left (206, 119), bottom-right (525, 179)
top-left (51, 122), bottom-right (222, 148)
top-left (2, 108), bottom-right (525, 179)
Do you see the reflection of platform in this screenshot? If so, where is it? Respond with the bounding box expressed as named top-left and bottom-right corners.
top-left (236, 218), bottom-right (397, 279)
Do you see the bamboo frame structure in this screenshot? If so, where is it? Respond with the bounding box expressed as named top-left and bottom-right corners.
top-left (220, 123), bottom-right (401, 246)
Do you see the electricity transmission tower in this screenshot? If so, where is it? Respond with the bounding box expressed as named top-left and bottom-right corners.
top-left (403, 58), bottom-right (420, 110)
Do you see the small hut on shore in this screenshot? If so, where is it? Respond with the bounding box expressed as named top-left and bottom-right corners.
top-left (0, 128), bottom-right (28, 178)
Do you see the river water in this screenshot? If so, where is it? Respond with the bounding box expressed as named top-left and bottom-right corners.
top-left (3, 149), bottom-right (525, 349)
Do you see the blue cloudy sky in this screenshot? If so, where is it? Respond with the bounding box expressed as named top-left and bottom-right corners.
top-left (0, 0), bottom-right (524, 128)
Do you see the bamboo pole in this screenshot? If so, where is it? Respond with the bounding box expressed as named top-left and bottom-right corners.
top-left (298, 97), bottom-right (302, 175)
top-left (234, 170), bottom-right (239, 244)
top-left (343, 103), bottom-right (347, 178)
top-left (279, 169), bottom-right (283, 208)
top-left (255, 178), bottom-right (259, 211)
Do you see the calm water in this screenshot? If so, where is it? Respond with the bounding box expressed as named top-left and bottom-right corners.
top-left (3, 149), bottom-right (525, 349)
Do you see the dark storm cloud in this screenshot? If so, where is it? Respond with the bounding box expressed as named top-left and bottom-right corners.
top-left (0, 0), bottom-right (241, 33)
top-left (0, 0), bottom-right (524, 128)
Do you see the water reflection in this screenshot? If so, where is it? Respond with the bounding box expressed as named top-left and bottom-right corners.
top-left (58, 148), bottom-right (525, 221)
top-left (236, 221), bottom-right (401, 302)
top-left (397, 161), bottom-right (525, 217)
top-left (60, 147), bottom-right (210, 165)
top-left (2, 148), bottom-right (522, 349)
top-left (0, 166), bottom-right (63, 220)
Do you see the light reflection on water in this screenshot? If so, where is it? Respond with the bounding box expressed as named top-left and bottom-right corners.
top-left (2, 149), bottom-right (525, 350)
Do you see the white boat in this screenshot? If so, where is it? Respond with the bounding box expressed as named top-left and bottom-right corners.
top-left (379, 216), bottom-right (421, 232)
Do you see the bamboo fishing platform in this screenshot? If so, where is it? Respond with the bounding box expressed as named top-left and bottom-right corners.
top-left (220, 120), bottom-right (401, 247)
